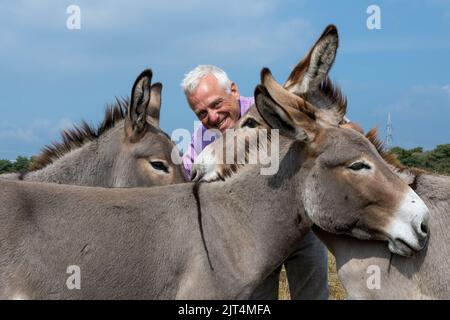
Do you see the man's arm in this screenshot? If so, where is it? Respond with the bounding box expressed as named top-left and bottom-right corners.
top-left (182, 141), bottom-right (197, 181)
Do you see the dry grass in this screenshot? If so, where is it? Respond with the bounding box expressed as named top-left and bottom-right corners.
top-left (327, 251), bottom-right (347, 300)
top-left (278, 251), bottom-right (347, 300)
top-left (278, 266), bottom-right (291, 300)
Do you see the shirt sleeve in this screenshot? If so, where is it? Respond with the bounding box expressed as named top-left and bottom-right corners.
top-left (182, 140), bottom-right (197, 181)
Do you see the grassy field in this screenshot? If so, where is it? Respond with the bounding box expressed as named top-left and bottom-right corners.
top-left (278, 251), bottom-right (347, 300)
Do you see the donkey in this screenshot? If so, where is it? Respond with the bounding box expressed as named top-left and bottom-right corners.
top-left (312, 136), bottom-right (450, 299)
top-left (0, 69), bottom-right (186, 187)
top-left (0, 73), bottom-right (429, 299)
top-left (283, 24), bottom-right (450, 299)
top-left (197, 24), bottom-right (448, 299)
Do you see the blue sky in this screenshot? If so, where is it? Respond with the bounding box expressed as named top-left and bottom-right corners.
top-left (1, 0), bottom-right (449, 160)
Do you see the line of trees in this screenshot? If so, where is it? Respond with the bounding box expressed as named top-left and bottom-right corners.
top-left (0, 156), bottom-right (35, 174)
top-left (390, 144), bottom-right (450, 175)
top-left (1, 144), bottom-right (449, 176)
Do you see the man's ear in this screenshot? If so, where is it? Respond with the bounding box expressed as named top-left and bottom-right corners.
top-left (284, 24), bottom-right (338, 95)
top-left (125, 69), bottom-right (152, 142)
top-left (254, 85), bottom-right (312, 142)
top-left (147, 82), bottom-right (162, 127)
top-left (230, 82), bottom-right (240, 99)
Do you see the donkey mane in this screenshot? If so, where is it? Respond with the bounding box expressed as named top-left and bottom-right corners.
top-left (30, 97), bottom-right (130, 171)
top-left (365, 128), bottom-right (403, 169)
top-left (317, 77), bottom-right (347, 120)
top-left (206, 129), bottom-right (270, 182)
top-left (364, 128), bottom-right (426, 181)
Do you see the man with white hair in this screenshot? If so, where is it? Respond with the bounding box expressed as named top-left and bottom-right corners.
top-left (180, 65), bottom-right (329, 300)
top-left (180, 65), bottom-right (255, 178)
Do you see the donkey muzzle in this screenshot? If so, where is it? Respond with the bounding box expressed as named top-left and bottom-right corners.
top-left (386, 189), bottom-right (430, 257)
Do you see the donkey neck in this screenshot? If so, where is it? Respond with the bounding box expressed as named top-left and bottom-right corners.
top-left (24, 124), bottom-right (123, 186)
top-left (316, 172), bottom-right (450, 299)
top-left (196, 140), bottom-right (312, 297)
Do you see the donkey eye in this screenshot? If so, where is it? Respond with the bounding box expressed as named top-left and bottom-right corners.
top-left (150, 161), bottom-right (169, 173)
top-left (241, 118), bottom-right (260, 128)
top-left (348, 162), bottom-right (371, 171)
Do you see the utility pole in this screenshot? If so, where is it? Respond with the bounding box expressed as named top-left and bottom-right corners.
top-left (385, 112), bottom-right (393, 149)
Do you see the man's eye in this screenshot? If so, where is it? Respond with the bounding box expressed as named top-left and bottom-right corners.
top-left (348, 162), bottom-right (371, 171)
top-left (198, 111), bottom-right (207, 119)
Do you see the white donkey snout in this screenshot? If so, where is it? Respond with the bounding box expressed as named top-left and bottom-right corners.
top-left (387, 189), bottom-right (430, 257)
top-left (191, 145), bottom-right (222, 182)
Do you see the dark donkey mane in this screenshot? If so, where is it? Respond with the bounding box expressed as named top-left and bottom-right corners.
top-left (365, 128), bottom-right (403, 169)
top-left (30, 97), bottom-right (130, 171)
top-left (317, 77), bottom-right (347, 115)
top-left (365, 127), bottom-right (426, 185)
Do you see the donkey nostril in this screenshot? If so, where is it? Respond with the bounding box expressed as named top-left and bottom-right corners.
top-left (420, 221), bottom-right (428, 234)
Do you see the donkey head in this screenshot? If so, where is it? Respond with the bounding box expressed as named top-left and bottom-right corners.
top-left (193, 68), bottom-right (430, 257)
top-left (114, 69), bottom-right (186, 186)
top-left (264, 70), bottom-right (430, 256)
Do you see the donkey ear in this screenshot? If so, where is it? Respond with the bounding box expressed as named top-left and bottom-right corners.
top-left (147, 82), bottom-right (162, 127)
top-left (254, 85), bottom-right (312, 142)
top-left (284, 25), bottom-right (338, 95)
top-left (125, 69), bottom-right (152, 141)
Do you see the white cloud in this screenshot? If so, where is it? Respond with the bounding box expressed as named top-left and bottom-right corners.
top-left (31, 119), bottom-right (52, 129)
top-left (343, 36), bottom-right (450, 54)
top-left (0, 0), bottom-right (312, 72)
top-left (0, 117), bottom-right (74, 144)
top-left (410, 84), bottom-right (450, 100)
top-left (0, 125), bottom-right (39, 143)
top-left (172, 18), bottom-right (312, 65)
top-left (56, 117), bottom-right (74, 131)
top-left (387, 84), bottom-right (448, 122)
top-left (442, 84), bottom-right (450, 96)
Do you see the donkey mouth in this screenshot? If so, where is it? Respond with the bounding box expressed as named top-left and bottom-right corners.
top-left (388, 238), bottom-right (418, 257)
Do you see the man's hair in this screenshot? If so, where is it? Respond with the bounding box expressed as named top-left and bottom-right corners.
top-left (181, 65), bottom-right (232, 96)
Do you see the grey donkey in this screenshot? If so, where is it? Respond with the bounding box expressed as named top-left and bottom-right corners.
top-left (1, 69), bottom-right (186, 187)
top-left (286, 24), bottom-right (450, 299)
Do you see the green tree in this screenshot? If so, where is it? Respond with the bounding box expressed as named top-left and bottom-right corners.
top-left (423, 144), bottom-right (450, 175)
top-left (391, 144), bottom-right (450, 176)
top-left (13, 156), bottom-right (31, 172)
top-left (0, 156), bottom-right (34, 174)
top-left (0, 159), bottom-right (14, 174)
top-left (390, 146), bottom-right (425, 168)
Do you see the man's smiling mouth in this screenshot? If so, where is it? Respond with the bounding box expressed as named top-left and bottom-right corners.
top-left (217, 116), bottom-right (227, 129)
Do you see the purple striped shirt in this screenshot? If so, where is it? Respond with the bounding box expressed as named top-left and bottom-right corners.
top-left (182, 96), bottom-right (255, 180)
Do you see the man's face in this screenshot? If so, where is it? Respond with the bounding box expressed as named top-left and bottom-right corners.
top-left (187, 75), bottom-right (241, 132)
